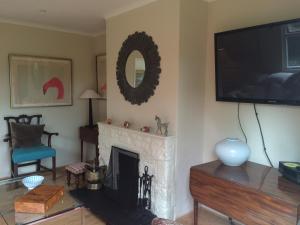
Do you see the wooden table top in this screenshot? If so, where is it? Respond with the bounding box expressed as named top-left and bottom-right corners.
top-left (191, 160), bottom-right (300, 207)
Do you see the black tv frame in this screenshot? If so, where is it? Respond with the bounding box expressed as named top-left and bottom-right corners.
top-left (215, 18), bottom-right (300, 106)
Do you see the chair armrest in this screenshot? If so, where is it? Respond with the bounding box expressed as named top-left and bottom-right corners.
top-left (43, 131), bottom-right (59, 136)
top-left (3, 136), bottom-right (10, 142)
top-left (3, 133), bottom-right (11, 142)
top-left (3, 135), bottom-right (12, 148)
top-left (43, 131), bottom-right (59, 147)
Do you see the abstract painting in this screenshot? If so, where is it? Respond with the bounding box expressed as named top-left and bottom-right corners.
top-left (9, 55), bottom-right (72, 108)
top-left (96, 54), bottom-right (107, 99)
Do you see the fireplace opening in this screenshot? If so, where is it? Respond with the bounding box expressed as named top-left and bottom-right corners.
top-left (104, 146), bottom-right (139, 209)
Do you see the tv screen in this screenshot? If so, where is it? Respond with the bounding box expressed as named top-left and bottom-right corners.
top-left (215, 18), bottom-right (300, 105)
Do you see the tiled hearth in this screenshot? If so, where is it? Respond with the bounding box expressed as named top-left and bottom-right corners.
top-left (98, 123), bottom-right (176, 219)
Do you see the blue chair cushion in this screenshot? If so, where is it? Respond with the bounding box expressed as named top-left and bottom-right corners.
top-left (12, 145), bottom-right (56, 164)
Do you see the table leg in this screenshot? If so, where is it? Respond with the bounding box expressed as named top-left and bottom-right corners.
top-left (95, 144), bottom-right (99, 165)
top-left (194, 199), bottom-right (198, 225)
top-left (81, 140), bottom-right (83, 162)
top-left (37, 160), bottom-right (41, 171)
top-left (67, 171), bottom-right (71, 186)
top-left (229, 217), bottom-right (235, 225)
top-left (75, 175), bottom-right (80, 189)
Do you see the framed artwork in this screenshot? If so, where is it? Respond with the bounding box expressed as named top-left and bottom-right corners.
top-left (9, 54), bottom-right (72, 108)
top-left (96, 54), bottom-right (107, 99)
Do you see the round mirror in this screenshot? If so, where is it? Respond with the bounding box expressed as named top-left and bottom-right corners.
top-left (125, 50), bottom-right (145, 88)
top-left (116, 32), bottom-right (161, 105)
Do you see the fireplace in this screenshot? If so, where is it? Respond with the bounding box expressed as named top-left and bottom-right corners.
top-left (70, 146), bottom-right (156, 224)
top-left (104, 146), bottom-right (139, 209)
top-left (98, 123), bottom-right (176, 219)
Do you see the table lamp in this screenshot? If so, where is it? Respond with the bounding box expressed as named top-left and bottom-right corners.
top-left (80, 89), bottom-right (101, 127)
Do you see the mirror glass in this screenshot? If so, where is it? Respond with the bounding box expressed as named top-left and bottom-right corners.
top-left (125, 50), bottom-right (145, 88)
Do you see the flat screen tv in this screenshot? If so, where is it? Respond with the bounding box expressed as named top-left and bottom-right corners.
top-left (215, 18), bottom-right (300, 105)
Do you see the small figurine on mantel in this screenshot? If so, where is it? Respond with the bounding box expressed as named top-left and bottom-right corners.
top-left (140, 126), bottom-right (151, 133)
top-left (106, 118), bottom-right (112, 124)
top-left (123, 121), bottom-right (130, 128)
top-left (155, 115), bottom-right (168, 136)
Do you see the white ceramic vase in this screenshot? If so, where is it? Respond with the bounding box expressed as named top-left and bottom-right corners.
top-left (215, 138), bottom-right (250, 166)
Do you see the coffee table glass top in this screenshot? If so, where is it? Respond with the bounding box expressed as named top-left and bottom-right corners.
top-left (0, 171), bottom-right (82, 225)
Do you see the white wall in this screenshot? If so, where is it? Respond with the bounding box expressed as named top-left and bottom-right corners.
top-left (93, 34), bottom-right (106, 54)
top-left (106, 0), bottom-right (180, 134)
top-left (202, 0), bottom-right (300, 167)
top-left (105, 0), bottom-right (210, 218)
top-left (176, 0), bottom-right (208, 217)
top-left (0, 22), bottom-right (97, 178)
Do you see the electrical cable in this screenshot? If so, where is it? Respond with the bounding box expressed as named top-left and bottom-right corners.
top-left (253, 104), bottom-right (274, 167)
top-left (230, 103), bottom-right (249, 225)
top-left (238, 103), bottom-right (247, 143)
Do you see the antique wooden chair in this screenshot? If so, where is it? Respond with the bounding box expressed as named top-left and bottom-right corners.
top-left (3, 114), bottom-right (58, 180)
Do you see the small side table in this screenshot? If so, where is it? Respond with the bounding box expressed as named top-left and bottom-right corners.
top-left (79, 126), bottom-right (99, 164)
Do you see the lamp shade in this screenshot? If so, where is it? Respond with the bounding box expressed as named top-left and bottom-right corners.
top-left (80, 89), bottom-right (101, 99)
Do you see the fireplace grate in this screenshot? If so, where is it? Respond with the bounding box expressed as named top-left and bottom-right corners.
top-left (138, 166), bottom-right (154, 210)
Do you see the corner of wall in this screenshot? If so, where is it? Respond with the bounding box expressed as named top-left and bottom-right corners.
top-left (175, 0), bottom-right (209, 218)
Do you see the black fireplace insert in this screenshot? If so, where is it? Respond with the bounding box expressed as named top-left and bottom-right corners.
top-left (104, 146), bottom-right (139, 209)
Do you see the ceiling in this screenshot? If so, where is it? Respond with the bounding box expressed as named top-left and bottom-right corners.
top-left (0, 0), bottom-right (157, 36)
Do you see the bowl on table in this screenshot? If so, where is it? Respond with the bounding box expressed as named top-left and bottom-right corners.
top-left (22, 175), bottom-right (44, 190)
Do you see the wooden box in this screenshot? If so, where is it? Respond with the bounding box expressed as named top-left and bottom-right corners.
top-left (15, 185), bottom-right (64, 214)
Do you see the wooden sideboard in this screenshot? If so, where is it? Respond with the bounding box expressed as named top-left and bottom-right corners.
top-left (190, 161), bottom-right (300, 225)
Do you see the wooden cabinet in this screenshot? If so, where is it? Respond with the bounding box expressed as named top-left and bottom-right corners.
top-left (79, 126), bottom-right (99, 163)
top-left (32, 207), bottom-right (105, 225)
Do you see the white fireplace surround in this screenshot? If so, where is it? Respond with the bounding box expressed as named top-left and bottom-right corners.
top-left (98, 122), bottom-right (176, 219)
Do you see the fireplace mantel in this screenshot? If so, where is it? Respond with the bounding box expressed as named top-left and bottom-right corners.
top-left (98, 122), bottom-right (176, 219)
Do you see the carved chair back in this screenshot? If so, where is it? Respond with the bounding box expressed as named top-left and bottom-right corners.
top-left (4, 114), bottom-right (42, 147)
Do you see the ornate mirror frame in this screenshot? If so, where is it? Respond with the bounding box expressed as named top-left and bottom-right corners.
top-left (116, 32), bottom-right (161, 105)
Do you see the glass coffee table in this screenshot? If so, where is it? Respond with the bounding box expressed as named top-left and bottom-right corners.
top-left (0, 171), bottom-right (82, 225)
